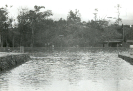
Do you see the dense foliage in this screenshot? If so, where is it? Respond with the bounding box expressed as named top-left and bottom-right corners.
top-left (1, 5), bottom-right (132, 47)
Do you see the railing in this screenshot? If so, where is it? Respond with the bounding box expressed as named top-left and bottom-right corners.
top-left (0, 47), bottom-right (130, 53)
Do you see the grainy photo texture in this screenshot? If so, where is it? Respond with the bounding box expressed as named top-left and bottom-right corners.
top-left (0, 0), bottom-right (133, 91)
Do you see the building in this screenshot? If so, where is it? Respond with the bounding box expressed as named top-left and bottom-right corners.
top-left (103, 39), bottom-right (123, 47)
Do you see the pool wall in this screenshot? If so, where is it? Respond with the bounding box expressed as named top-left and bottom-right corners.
top-left (118, 54), bottom-right (133, 65)
top-left (0, 54), bottom-right (30, 72)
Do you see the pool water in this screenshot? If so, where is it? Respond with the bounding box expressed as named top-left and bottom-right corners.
top-left (0, 51), bottom-right (133, 91)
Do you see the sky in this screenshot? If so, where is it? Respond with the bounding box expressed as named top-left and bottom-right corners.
top-left (1, 0), bottom-right (133, 25)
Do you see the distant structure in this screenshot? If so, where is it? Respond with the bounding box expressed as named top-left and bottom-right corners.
top-left (93, 8), bottom-right (98, 21)
top-left (103, 39), bottom-right (123, 47)
top-left (115, 4), bottom-right (122, 25)
top-left (0, 34), bottom-right (1, 47)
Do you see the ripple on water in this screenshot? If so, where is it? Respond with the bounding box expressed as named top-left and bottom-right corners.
top-left (0, 51), bottom-right (133, 91)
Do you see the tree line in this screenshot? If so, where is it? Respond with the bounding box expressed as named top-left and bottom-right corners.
top-left (0, 5), bottom-right (132, 47)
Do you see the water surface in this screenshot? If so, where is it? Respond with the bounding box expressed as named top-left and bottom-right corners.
top-left (0, 50), bottom-right (133, 91)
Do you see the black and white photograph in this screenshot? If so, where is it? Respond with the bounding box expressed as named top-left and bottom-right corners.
top-left (0, 0), bottom-right (133, 91)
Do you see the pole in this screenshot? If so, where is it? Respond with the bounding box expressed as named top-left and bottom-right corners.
top-left (122, 24), bottom-right (124, 42)
top-left (30, 18), bottom-right (34, 47)
top-left (117, 4), bottom-right (120, 25)
top-left (13, 36), bottom-right (14, 48)
top-left (59, 35), bottom-right (64, 50)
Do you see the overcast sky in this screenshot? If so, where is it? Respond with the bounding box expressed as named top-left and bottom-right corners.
top-left (1, 0), bottom-right (133, 25)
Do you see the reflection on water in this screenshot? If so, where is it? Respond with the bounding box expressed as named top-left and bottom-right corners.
top-left (1, 51), bottom-right (133, 91)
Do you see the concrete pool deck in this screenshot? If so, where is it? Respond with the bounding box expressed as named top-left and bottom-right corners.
top-left (0, 52), bottom-right (27, 56)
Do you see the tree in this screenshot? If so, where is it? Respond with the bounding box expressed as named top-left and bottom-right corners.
top-left (101, 25), bottom-right (122, 41)
top-left (0, 5), bottom-right (13, 47)
top-left (67, 9), bottom-right (81, 23)
top-left (65, 10), bottom-right (83, 46)
top-left (17, 8), bottom-right (30, 46)
top-left (17, 5), bottom-right (53, 47)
